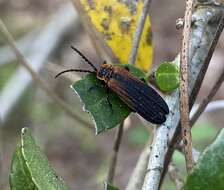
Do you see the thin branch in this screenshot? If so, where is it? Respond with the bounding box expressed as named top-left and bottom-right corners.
top-left (107, 122), bottom-right (124, 183)
top-left (179, 0), bottom-right (194, 172)
top-left (190, 66), bottom-right (224, 126)
top-left (128, 0), bottom-right (152, 65)
top-left (125, 142), bottom-right (151, 190)
top-left (168, 163), bottom-right (184, 190)
top-left (191, 99), bottom-right (224, 115)
top-left (190, 15), bottom-right (224, 107)
top-left (0, 19), bottom-right (92, 129)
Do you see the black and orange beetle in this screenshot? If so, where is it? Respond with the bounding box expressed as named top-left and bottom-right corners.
top-left (55, 46), bottom-right (169, 124)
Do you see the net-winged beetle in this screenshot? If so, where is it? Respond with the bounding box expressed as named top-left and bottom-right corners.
top-left (55, 46), bottom-right (169, 124)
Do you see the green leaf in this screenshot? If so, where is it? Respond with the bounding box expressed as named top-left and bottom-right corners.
top-left (71, 64), bottom-right (145, 134)
top-left (185, 129), bottom-right (224, 190)
top-left (21, 128), bottom-right (69, 190)
top-left (155, 62), bottom-right (179, 92)
top-left (10, 128), bottom-right (69, 190)
top-left (103, 182), bottom-right (119, 190)
top-left (9, 146), bottom-right (37, 190)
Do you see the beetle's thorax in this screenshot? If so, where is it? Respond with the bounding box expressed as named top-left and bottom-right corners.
top-left (97, 64), bottom-right (113, 83)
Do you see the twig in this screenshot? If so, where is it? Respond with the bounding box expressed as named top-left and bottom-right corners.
top-left (190, 14), bottom-right (224, 107)
top-left (168, 162), bottom-right (184, 190)
top-left (0, 19), bottom-right (92, 129)
top-left (142, 3), bottom-right (224, 190)
top-left (128, 0), bottom-right (152, 65)
top-left (179, 0), bottom-right (194, 172)
top-left (191, 99), bottom-right (224, 115)
top-left (107, 122), bottom-right (124, 183)
top-left (161, 10), bottom-right (224, 186)
top-left (190, 66), bottom-right (224, 125)
top-left (125, 142), bottom-right (151, 190)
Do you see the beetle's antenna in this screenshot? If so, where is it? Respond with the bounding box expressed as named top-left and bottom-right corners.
top-left (71, 46), bottom-right (98, 72)
top-left (55, 69), bottom-right (95, 78)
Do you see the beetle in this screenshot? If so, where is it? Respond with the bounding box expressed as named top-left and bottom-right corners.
top-left (55, 46), bottom-right (169, 124)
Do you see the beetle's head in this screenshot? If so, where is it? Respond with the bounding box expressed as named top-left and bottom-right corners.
top-left (97, 62), bottom-right (113, 82)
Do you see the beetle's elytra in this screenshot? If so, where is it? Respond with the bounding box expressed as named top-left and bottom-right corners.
top-left (55, 46), bottom-right (169, 124)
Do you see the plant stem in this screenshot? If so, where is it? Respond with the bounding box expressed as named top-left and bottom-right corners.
top-left (168, 162), bottom-right (184, 190)
top-left (107, 122), bottom-right (124, 183)
top-left (125, 141), bottom-right (151, 190)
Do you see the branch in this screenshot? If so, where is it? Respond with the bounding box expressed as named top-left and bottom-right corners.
top-left (168, 163), bottom-right (184, 190)
top-left (125, 142), bottom-right (151, 190)
top-left (128, 0), bottom-right (152, 65)
top-left (142, 2), bottom-right (224, 190)
top-left (0, 19), bottom-right (92, 129)
top-left (191, 99), bottom-right (224, 115)
top-left (179, 0), bottom-right (194, 172)
top-left (107, 122), bottom-right (124, 183)
top-left (190, 66), bottom-right (224, 125)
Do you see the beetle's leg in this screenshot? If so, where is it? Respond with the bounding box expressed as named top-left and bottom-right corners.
top-left (140, 77), bottom-right (146, 83)
top-left (88, 85), bottom-right (99, 92)
top-left (88, 82), bottom-right (105, 92)
top-left (88, 82), bottom-right (113, 113)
